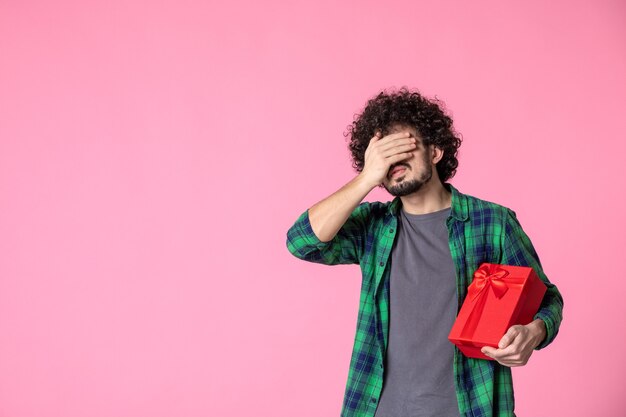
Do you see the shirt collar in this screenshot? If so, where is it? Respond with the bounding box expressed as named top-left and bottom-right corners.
top-left (387, 182), bottom-right (469, 222)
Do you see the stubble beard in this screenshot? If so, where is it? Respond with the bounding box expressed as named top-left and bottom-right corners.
top-left (383, 163), bottom-right (433, 197)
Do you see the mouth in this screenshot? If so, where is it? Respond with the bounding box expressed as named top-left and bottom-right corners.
top-left (388, 164), bottom-right (409, 179)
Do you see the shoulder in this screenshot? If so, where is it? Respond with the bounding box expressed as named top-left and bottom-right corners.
top-left (459, 188), bottom-right (516, 222)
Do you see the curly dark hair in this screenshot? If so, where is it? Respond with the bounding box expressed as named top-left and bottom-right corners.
top-left (345, 87), bottom-right (462, 183)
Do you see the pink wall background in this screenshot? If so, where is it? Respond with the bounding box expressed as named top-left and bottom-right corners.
top-left (1, 1), bottom-right (625, 416)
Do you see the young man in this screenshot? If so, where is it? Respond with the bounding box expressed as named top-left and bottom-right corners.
top-left (286, 88), bottom-right (563, 417)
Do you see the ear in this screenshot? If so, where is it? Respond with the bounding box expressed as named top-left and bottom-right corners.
top-left (431, 145), bottom-right (444, 164)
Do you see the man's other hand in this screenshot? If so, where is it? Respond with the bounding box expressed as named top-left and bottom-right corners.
top-left (480, 319), bottom-right (546, 367)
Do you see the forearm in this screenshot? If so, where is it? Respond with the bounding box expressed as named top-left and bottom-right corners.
top-left (501, 209), bottom-right (564, 350)
top-left (533, 285), bottom-right (564, 350)
top-left (308, 174), bottom-right (375, 242)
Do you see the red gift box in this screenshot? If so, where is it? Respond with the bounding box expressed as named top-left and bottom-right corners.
top-left (448, 263), bottom-right (547, 360)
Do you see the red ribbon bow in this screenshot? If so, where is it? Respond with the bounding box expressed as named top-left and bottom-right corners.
top-left (468, 264), bottom-right (510, 301)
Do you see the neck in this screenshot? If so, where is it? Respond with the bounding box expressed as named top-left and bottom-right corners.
top-left (399, 179), bottom-right (452, 215)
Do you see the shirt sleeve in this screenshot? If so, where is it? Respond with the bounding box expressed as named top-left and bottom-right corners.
top-left (285, 202), bottom-right (371, 265)
top-left (500, 209), bottom-right (564, 350)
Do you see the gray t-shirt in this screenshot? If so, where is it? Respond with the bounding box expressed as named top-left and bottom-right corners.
top-left (374, 207), bottom-right (461, 417)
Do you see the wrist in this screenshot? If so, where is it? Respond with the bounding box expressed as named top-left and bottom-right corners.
top-left (355, 171), bottom-right (380, 191)
top-left (528, 319), bottom-right (547, 347)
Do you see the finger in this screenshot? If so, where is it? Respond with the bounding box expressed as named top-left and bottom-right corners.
top-left (381, 143), bottom-right (417, 157)
top-left (481, 346), bottom-right (499, 358)
top-left (378, 137), bottom-right (417, 153)
top-left (482, 345), bottom-right (517, 359)
top-left (499, 326), bottom-right (521, 349)
top-left (369, 133), bottom-right (381, 145)
top-left (379, 134), bottom-right (415, 145)
top-left (486, 346), bottom-right (516, 362)
top-left (482, 350), bottom-right (517, 368)
top-left (494, 331), bottom-right (535, 363)
top-left (385, 152), bottom-right (413, 165)
top-left (489, 335), bottom-right (531, 364)
top-left (377, 131), bottom-right (412, 145)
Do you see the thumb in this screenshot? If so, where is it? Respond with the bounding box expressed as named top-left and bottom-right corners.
top-left (499, 326), bottom-right (520, 349)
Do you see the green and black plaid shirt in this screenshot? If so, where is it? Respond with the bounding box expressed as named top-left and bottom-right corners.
top-left (286, 183), bottom-right (563, 417)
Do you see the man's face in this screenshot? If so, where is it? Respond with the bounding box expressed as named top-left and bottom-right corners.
top-left (381, 124), bottom-right (434, 197)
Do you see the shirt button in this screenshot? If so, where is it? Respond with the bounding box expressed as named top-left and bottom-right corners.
top-left (371, 397), bottom-right (377, 403)
top-left (379, 262), bottom-right (384, 267)
top-left (389, 228), bottom-right (394, 233)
